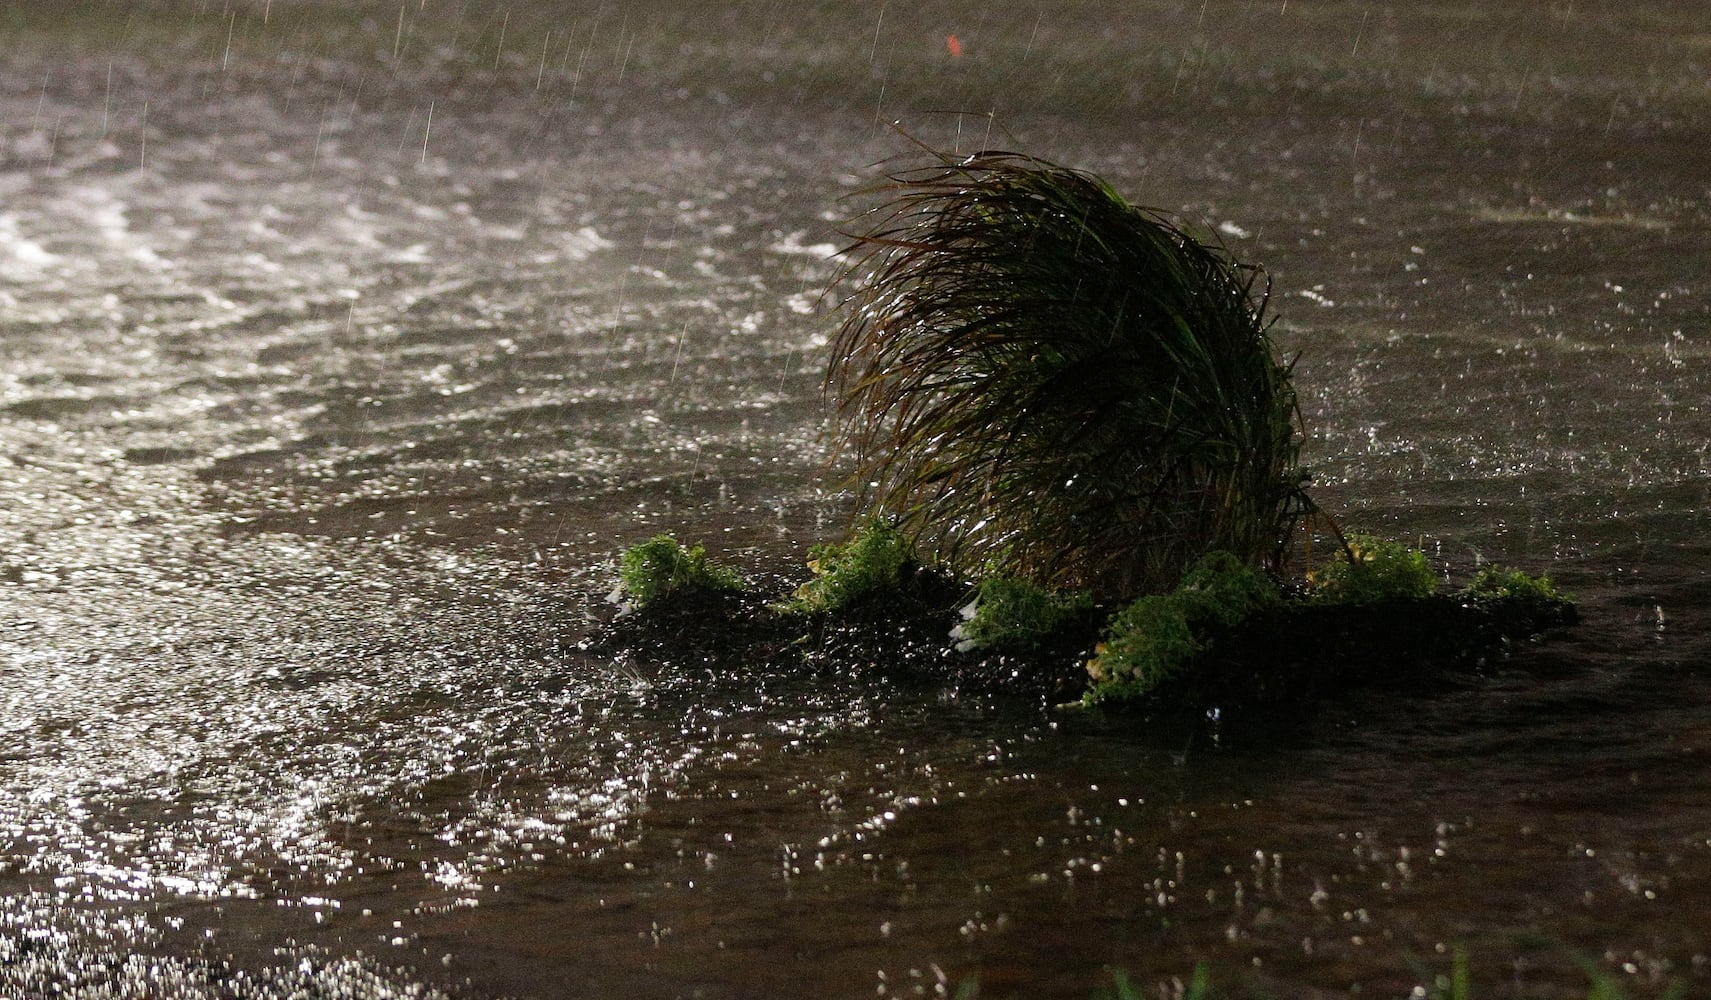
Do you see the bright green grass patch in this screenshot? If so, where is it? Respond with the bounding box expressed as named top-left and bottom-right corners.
top-left (1309, 533), bottom-right (1437, 605)
top-left (1461, 563), bottom-right (1566, 602)
top-left (950, 577), bottom-right (1093, 652)
top-left (781, 521), bottom-right (913, 613)
top-left (1085, 551), bottom-right (1281, 701)
top-left (1084, 592), bottom-right (1203, 699)
top-left (1175, 550), bottom-right (1283, 628)
top-left (614, 535), bottom-right (742, 609)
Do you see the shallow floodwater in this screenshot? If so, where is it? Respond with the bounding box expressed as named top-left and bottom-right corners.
top-left (2, 3), bottom-right (1709, 997)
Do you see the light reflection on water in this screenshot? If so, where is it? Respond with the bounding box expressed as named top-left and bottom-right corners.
top-left (3, 1), bottom-right (1711, 997)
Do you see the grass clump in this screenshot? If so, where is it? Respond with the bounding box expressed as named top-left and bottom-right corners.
top-left (783, 521), bottom-right (914, 613)
top-left (613, 535), bottom-right (742, 610)
top-left (1174, 550), bottom-right (1282, 628)
top-left (1461, 563), bottom-right (1565, 602)
top-left (828, 146), bottom-right (1310, 601)
top-left (1085, 592), bottom-right (1202, 698)
top-left (949, 577), bottom-right (1093, 652)
top-left (1309, 534), bottom-right (1437, 605)
top-left (1086, 551), bottom-right (1280, 701)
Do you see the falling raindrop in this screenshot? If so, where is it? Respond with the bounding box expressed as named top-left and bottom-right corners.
top-left (420, 99), bottom-right (434, 165)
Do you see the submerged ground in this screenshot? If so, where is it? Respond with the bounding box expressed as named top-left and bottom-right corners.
top-left (2, 2), bottom-right (1709, 997)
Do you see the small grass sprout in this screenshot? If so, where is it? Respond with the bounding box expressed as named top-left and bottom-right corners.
top-left (1309, 534), bottom-right (1437, 605)
top-left (613, 535), bottom-right (742, 610)
top-left (783, 521), bottom-right (914, 613)
top-left (828, 145), bottom-right (1310, 601)
top-left (1416, 946), bottom-right (1686, 1000)
top-left (1461, 563), bottom-right (1565, 602)
top-left (949, 577), bottom-right (1092, 652)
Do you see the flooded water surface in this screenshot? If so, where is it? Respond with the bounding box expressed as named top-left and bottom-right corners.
top-left (3, 2), bottom-right (1710, 997)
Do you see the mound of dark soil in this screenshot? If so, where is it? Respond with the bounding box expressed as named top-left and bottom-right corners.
top-left (586, 572), bottom-right (1578, 713)
top-left (1150, 594), bottom-right (1580, 711)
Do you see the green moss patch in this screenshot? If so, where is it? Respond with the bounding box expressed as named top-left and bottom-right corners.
top-left (1086, 552), bottom-right (1284, 703)
top-left (592, 530), bottom-right (1578, 716)
top-left (951, 578), bottom-right (1094, 653)
top-left (1308, 534), bottom-right (1438, 605)
top-left (779, 521), bottom-right (915, 614)
top-left (613, 535), bottom-right (743, 610)
top-left (1461, 563), bottom-right (1566, 602)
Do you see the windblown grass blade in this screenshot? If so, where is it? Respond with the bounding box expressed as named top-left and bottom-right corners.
top-left (828, 147), bottom-right (1312, 599)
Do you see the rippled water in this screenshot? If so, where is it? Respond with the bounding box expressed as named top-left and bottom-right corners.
top-left (3, 3), bottom-right (1709, 997)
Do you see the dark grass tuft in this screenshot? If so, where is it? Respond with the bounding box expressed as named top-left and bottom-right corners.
top-left (829, 147), bottom-right (1311, 600)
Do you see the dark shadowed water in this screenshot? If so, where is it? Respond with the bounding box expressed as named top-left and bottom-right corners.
top-left (2, 2), bottom-right (1709, 997)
